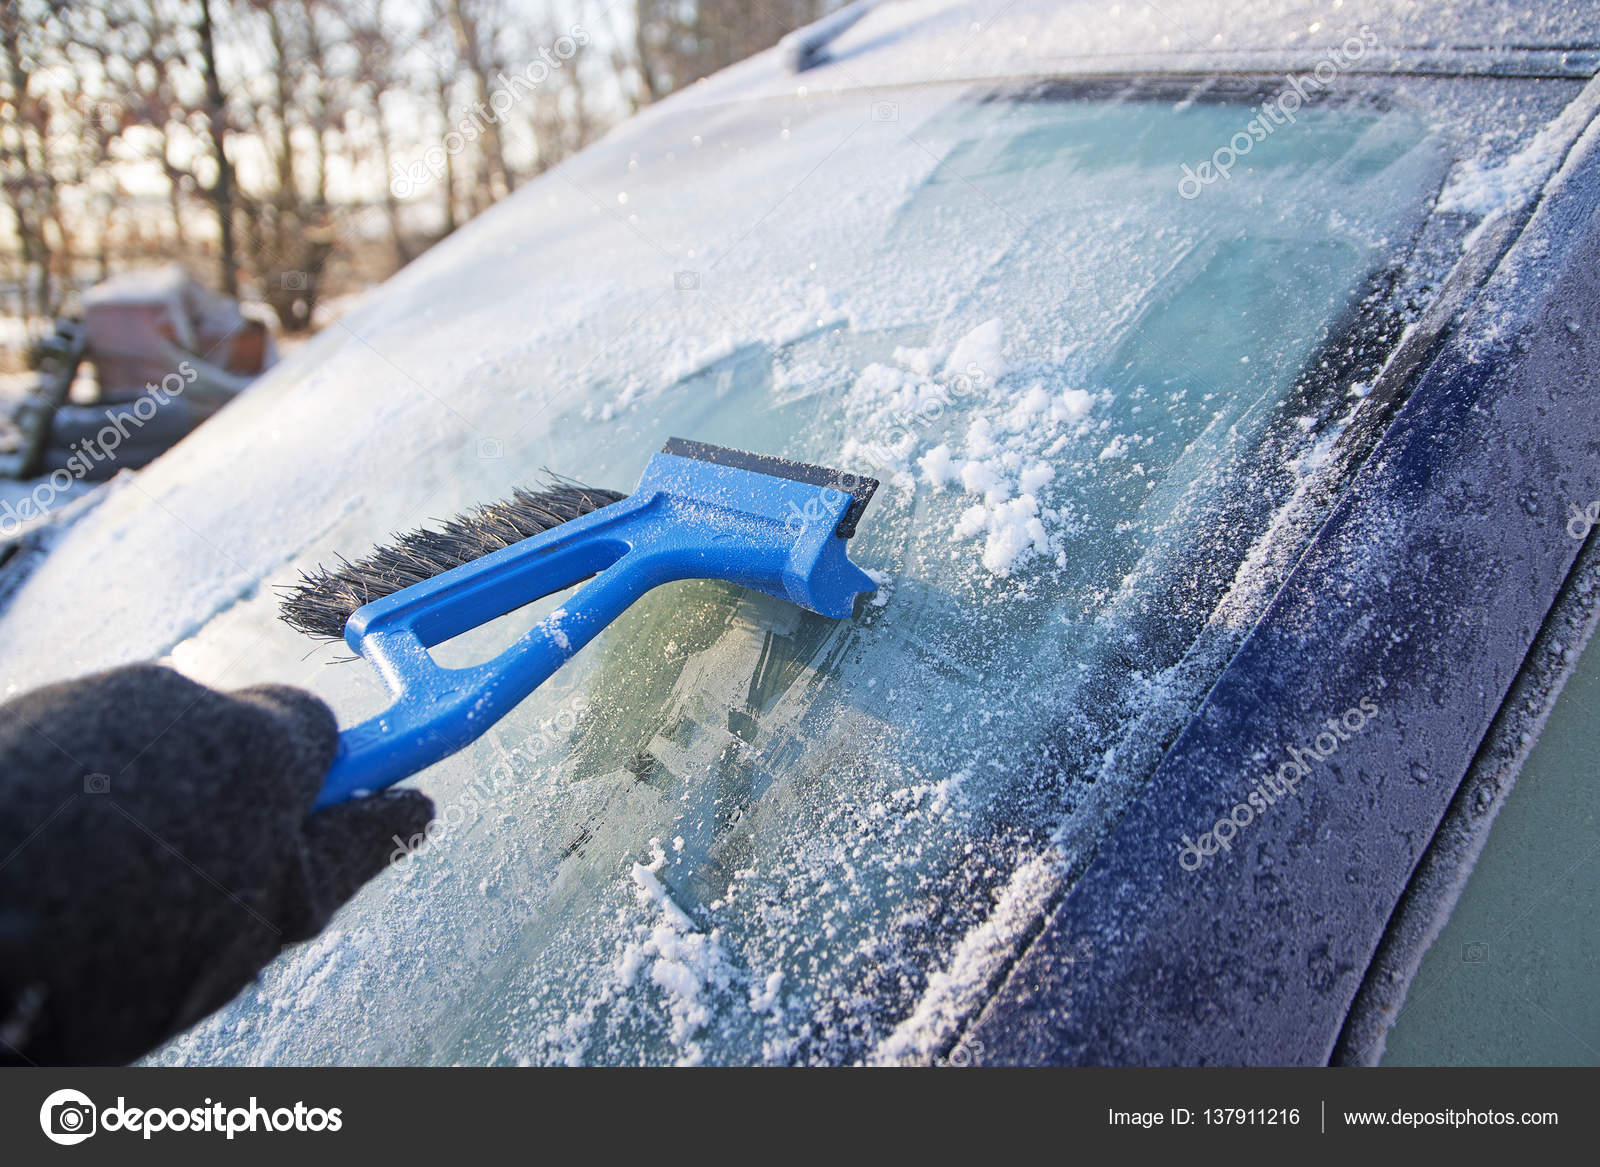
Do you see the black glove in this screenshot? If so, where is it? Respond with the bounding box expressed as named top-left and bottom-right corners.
top-left (0, 663), bottom-right (433, 1065)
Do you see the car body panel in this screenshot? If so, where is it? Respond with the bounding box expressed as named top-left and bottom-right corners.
top-left (970, 75), bottom-right (1600, 1062)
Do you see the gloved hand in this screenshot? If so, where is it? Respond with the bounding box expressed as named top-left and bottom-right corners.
top-left (0, 663), bottom-right (433, 1065)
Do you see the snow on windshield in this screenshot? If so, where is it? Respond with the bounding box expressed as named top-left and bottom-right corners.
top-left (30, 79), bottom-right (1510, 1063)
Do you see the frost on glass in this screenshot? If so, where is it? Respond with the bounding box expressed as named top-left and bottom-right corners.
top-left (157, 88), bottom-right (1449, 1065)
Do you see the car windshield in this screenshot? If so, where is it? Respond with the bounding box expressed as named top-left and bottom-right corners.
top-left (122, 80), bottom-right (1466, 1064)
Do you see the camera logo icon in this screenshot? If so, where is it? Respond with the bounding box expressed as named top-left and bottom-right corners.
top-left (673, 270), bottom-right (699, 291)
top-left (40, 1088), bottom-right (97, 1145)
top-left (84, 772), bottom-right (110, 795)
top-left (872, 101), bottom-right (899, 122)
top-left (280, 270), bottom-right (308, 292)
top-left (947, 1038), bottom-right (984, 1067)
top-left (476, 436), bottom-right (504, 461)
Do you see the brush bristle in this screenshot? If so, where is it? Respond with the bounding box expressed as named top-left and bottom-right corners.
top-left (279, 483), bottom-right (626, 641)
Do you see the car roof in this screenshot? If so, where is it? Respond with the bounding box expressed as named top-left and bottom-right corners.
top-left (661, 0), bottom-right (1600, 117)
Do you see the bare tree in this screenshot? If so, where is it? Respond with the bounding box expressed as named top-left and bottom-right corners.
top-left (0, 0), bottom-right (65, 325)
top-left (342, 0), bottom-right (413, 267)
top-left (298, 0), bottom-right (335, 205)
top-left (432, 66), bottom-right (459, 236)
top-left (443, 0), bottom-right (514, 204)
top-left (75, 1), bottom-right (197, 256)
top-left (232, 0), bottom-right (339, 330)
top-left (196, 0), bottom-right (239, 295)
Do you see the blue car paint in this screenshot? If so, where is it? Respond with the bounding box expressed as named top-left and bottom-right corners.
top-left (971, 78), bottom-right (1600, 1064)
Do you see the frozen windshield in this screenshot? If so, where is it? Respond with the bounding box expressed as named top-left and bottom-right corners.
top-left (140, 82), bottom-right (1455, 1064)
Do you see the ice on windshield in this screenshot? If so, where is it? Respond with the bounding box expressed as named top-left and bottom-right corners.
top-left (145, 84), bottom-right (1454, 1065)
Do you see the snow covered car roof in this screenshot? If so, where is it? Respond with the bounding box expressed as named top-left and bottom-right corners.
top-left (671, 0), bottom-right (1600, 106)
top-left (3, 1), bottom-right (1599, 1066)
